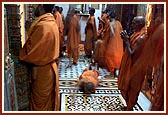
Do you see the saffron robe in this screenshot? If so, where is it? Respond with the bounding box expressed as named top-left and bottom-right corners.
top-left (132, 23), bottom-right (164, 111)
top-left (19, 13), bottom-right (60, 111)
top-left (97, 18), bottom-right (105, 40)
top-left (150, 68), bottom-right (164, 111)
top-left (104, 20), bottom-right (123, 72)
top-left (77, 68), bottom-right (99, 91)
top-left (54, 11), bottom-right (64, 55)
top-left (118, 27), bottom-right (146, 110)
top-left (84, 15), bottom-right (97, 56)
top-left (93, 19), bottom-right (108, 67)
top-left (66, 14), bottom-right (81, 63)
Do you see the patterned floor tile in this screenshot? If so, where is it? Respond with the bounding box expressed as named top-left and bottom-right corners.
top-left (59, 79), bottom-right (118, 88)
top-left (60, 93), bottom-right (143, 111)
top-left (59, 88), bottom-right (120, 94)
top-left (58, 51), bottom-right (147, 111)
top-left (58, 53), bottom-right (111, 79)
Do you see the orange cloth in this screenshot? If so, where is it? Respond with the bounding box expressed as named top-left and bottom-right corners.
top-left (129, 23), bottom-right (164, 92)
top-left (93, 18), bottom-right (107, 67)
top-left (146, 23), bottom-right (164, 111)
top-left (19, 13), bottom-right (60, 111)
top-left (118, 27), bottom-right (146, 91)
top-left (118, 27), bottom-right (146, 110)
top-left (104, 20), bottom-right (123, 72)
top-left (93, 39), bottom-right (106, 67)
top-left (66, 14), bottom-right (81, 63)
top-left (97, 18), bottom-right (105, 40)
top-left (78, 69), bottom-right (99, 90)
top-left (84, 15), bottom-right (97, 56)
top-left (54, 11), bottom-right (64, 34)
top-left (54, 11), bottom-right (64, 54)
top-left (139, 23), bottom-right (164, 72)
top-left (150, 68), bottom-right (164, 111)
top-left (131, 23), bottom-right (164, 111)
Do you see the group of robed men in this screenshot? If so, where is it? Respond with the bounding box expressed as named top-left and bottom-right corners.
top-left (19, 4), bottom-right (164, 111)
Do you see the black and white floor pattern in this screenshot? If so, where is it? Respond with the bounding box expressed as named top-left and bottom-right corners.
top-left (60, 93), bottom-right (143, 111)
top-left (59, 78), bottom-right (118, 89)
top-left (58, 56), bottom-right (110, 79)
top-left (58, 52), bottom-right (151, 111)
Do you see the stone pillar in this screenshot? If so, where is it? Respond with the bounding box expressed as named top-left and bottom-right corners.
top-left (5, 4), bottom-right (30, 111)
top-left (4, 7), bottom-right (18, 111)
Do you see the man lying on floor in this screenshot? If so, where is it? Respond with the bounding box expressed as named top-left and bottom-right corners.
top-left (76, 68), bottom-right (99, 94)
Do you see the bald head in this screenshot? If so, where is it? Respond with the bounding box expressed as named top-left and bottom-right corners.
top-left (34, 4), bottom-right (54, 17)
top-left (132, 16), bottom-right (146, 32)
top-left (84, 82), bottom-right (94, 94)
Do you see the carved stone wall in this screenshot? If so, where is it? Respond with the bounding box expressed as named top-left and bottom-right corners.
top-left (4, 7), bottom-right (18, 111)
top-left (5, 4), bottom-right (30, 111)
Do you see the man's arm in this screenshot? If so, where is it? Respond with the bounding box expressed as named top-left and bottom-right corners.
top-left (120, 30), bottom-right (146, 56)
top-left (126, 34), bottom-right (146, 56)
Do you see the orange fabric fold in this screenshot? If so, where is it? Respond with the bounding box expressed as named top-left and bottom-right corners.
top-left (79, 69), bottom-right (99, 89)
top-left (66, 14), bottom-right (81, 63)
top-left (104, 21), bottom-right (124, 72)
top-left (84, 15), bottom-right (97, 56)
top-left (19, 13), bottom-right (60, 111)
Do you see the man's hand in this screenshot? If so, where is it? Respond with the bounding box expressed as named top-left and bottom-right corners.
top-left (120, 30), bottom-right (129, 43)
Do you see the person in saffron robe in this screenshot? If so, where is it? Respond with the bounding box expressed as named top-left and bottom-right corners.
top-left (19, 4), bottom-right (60, 111)
top-left (93, 9), bottom-right (109, 68)
top-left (103, 11), bottom-right (124, 78)
top-left (118, 16), bottom-right (147, 111)
top-left (131, 16), bottom-right (164, 111)
top-left (84, 7), bottom-right (97, 58)
top-left (97, 16), bottom-right (105, 40)
top-left (53, 6), bottom-right (64, 58)
top-left (97, 9), bottom-right (108, 40)
top-left (76, 68), bottom-right (99, 94)
top-left (147, 19), bottom-right (164, 111)
top-left (66, 9), bottom-right (81, 67)
top-left (59, 6), bottom-right (65, 23)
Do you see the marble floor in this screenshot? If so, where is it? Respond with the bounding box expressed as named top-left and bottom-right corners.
top-left (58, 51), bottom-right (151, 112)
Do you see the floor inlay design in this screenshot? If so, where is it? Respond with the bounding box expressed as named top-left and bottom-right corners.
top-left (60, 93), bottom-right (143, 111)
top-left (58, 51), bottom-right (149, 111)
top-left (59, 79), bottom-right (118, 88)
top-left (59, 88), bottom-right (120, 94)
top-left (58, 55), bottom-right (110, 79)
